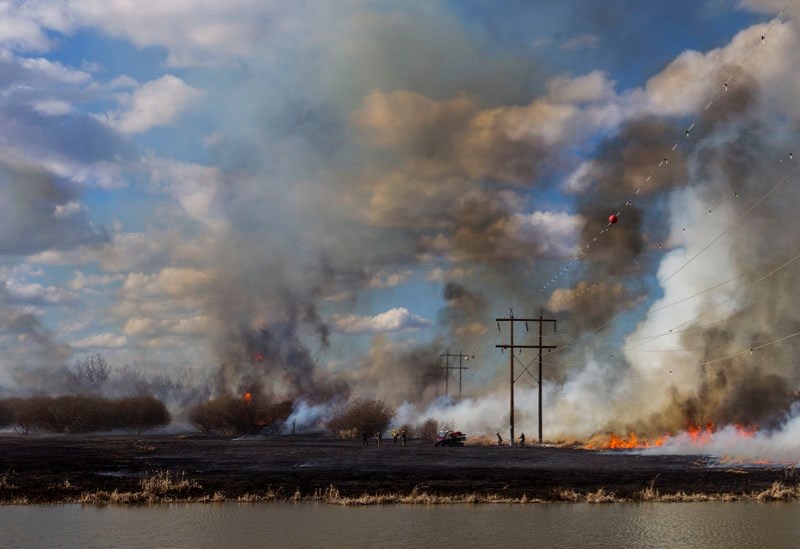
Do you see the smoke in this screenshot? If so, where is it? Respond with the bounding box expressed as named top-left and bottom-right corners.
top-left (639, 407), bottom-right (800, 462)
top-left (5, 2), bottom-right (800, 461)
top-left (0, 283), bottom-right (73, 392)
top-left (150, 12), bottom-right (800, 453)
top-left (379, 19), bottom-right (800, 464)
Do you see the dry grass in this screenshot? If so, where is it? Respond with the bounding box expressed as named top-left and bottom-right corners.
top-left (140, 470), bottom-right (200, 496)
top-left (79, 470), bottom-right (202, 504)
top-left (69, 480), bottom-right (800, 505)
top-left (755, 481), bottom-right (800, 501)
top-left (30, 476), bottom-right (800, 506)
top-left (0, 471), bottom-right (17, 490)
top-left (307, 485), bottom-right (545, 505)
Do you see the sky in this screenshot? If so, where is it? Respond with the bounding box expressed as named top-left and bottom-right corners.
top-left (3, 0), bottom-right (800, 441)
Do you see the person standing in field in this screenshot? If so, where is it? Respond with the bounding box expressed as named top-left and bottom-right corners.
top-left (400, 429), bottom-right (407, 446)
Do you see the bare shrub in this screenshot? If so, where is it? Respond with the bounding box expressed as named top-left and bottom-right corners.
top-left (116, 396), bottom-right (171, 433)
top-left (326, 398), bottom-right (394, 437)
top-left (397, 423), bottom-right (414, 438)
top-left (1, 395), bottom-right (170, 433)
top-left (187, 392), bottom-right (292, 435)
top-left (0, 400), bottom-right (12, 428)
top-left (70, 354), bottom-right (111, 392)
top-left (416, 418), bottom-right (439, 443)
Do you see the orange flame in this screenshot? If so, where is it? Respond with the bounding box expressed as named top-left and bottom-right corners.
top-left (588, 421), bottom-right (760, 450)
top-left (600, 432), bottom-right (669, 449)
top-left (244, 392), bottom-right (252, 403)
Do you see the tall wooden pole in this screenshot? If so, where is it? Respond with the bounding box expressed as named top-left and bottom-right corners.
top-left (509, 310), bottom-right (515, 445)
top-left (496, 309), bottom-right (557, 445)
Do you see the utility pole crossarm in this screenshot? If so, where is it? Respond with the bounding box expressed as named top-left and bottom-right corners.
top-left (495, 318), bottom-right (556, 323)
top-left (496, 344), bottom-right (556, 349)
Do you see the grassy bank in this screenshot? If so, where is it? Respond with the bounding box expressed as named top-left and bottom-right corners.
top-left (4, 470), bottom-right (800, 505)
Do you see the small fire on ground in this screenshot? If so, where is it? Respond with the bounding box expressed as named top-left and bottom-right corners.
top-left (583, 422), bottom-right (757, 450)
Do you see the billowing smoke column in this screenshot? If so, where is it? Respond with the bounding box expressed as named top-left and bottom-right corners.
top-left (190, 16), bottom-right (800, 450)
top-left (0, 283), bottom-right (73, 393)
top-left (5, 1), bottom-right (800, 456)
top-left (213, 299), bottom-right (350, 406)
top-left (542, 26), bottom-right (800, 449)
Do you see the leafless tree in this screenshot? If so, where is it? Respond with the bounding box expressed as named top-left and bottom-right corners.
top-left (70, 353), bottom-right (111, 391)
top-left (326, 398), bottom-right (394, 438)
top-left (416, 418), bottom-right (439, 443)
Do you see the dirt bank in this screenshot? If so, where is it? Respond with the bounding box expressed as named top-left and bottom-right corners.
top-left (1, 433), bottom-right (796, 504)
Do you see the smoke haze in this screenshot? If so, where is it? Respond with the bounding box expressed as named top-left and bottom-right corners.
top-left (2, 1), bottom-right (800, 462)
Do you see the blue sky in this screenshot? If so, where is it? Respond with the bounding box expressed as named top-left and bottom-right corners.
top-left (1, 0), bottom-right (799, 417)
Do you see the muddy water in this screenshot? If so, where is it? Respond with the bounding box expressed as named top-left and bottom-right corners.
top-left (2, 502), bottom-right (799, 548)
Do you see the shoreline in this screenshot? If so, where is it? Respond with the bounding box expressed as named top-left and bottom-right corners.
top-left (1, 433), bottom-right (798, 505)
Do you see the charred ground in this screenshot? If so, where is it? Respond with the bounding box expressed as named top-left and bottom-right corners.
top-left (0, 433), bottom-right (794, 504)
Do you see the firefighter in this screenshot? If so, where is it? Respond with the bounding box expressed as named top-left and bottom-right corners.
top-left (520, 433), bottom-right (525, 447)
top-left (392, 428), bottom-right (399, 446)
top-left (375, 431), bottom-right (382, 446)
top-left (400, 429), bottom-right (407, 446)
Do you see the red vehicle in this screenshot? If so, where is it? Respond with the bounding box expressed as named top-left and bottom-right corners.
top-left (434, 430), bottom-right (466, 447)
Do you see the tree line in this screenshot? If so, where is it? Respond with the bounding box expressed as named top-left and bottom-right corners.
top-left (0, 395), bottom-right (170, 434)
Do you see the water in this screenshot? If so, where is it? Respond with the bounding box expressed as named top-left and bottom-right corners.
top-left (2, 502), bottom-right (800, 549)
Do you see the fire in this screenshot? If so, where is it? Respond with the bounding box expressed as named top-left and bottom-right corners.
top-left (686, 421), bottom-right (714, 444)
top-left (587, 421), bottom-right (760, 450)
top-left (597, 432), bottom-right (669, 449)
top-left (243, 392), bottom-right (252, 403)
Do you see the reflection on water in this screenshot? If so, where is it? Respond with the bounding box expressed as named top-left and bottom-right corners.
top-left (2, 502), bottom-right (800, 549)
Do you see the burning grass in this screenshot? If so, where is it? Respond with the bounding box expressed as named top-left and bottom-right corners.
top-left (4, 434), bottom-right (800, 506)
top-left (583, 422), bottom-right (760, 450)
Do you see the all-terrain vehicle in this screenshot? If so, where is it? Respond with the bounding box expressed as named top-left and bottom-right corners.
top-left (434, 430), bottom-right (466, 447)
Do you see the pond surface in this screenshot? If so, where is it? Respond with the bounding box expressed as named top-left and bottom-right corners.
top-left (2, 501), bottom-right (799, 548)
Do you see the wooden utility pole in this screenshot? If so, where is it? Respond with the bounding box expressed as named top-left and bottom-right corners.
top-left (496, 309), bottom-right (557, 445)
top-left (440, 350), bottom-right (471, 400)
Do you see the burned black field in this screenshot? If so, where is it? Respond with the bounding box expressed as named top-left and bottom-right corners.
top-left (0, 433), bottom-right (794, 504)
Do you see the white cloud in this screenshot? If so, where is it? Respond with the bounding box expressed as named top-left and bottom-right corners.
top-left (368, 269), bottom-right (414, 289)
top-left (546, 71), bottom-right (615, 104)
top-left (52, 200), bottom-right (85, 219)
top-left (508, 210), bottom-right (585, 259)
top-left (68, 271), bottom-right (124, 291)
top-left (19, 56), bottom-right (91, 83)
top-left (4, 279), bottom-right (76, 305)
top-left (562, 160), bottom-right (608, 194)
top-left (331, 307), bottom-right (430, 335)
top-left (72, 332), bottom-right (128, 349)
top-left (0, 8), bottom-right (52, 51)
top-left (121, 268), bottom-right (211, 298)
top-left (122, 314), bottom-right (209, 337)
top-left (144, 156), bottom-right (225, 231)
top-left (98, 75), bottom-right (201, 134)
top-left (31, 99), bottom-right (74, 116)
top-left (66, 0), bottom-right (279, 66)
